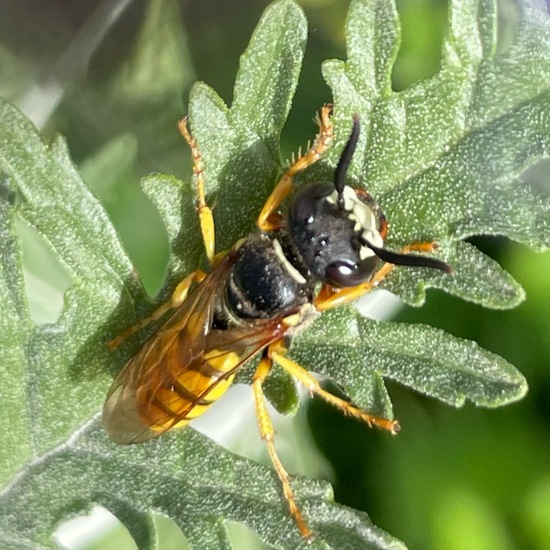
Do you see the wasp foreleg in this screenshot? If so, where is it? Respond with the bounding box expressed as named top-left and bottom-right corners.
top-left (256, 104), bottom-right (334, 232)
top-left (252, 350), bottom-right (313, 540)
top-left (315, 241), bottom-right (446, 311)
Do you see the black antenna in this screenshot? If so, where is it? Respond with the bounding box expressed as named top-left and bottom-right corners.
top-left (360, 238), bottom-right (452, 273)
top-left (334, 115), bottom-right (361, 208)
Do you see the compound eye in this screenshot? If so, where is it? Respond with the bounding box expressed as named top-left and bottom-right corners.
top-left (291, 191), bottom-right (315, 224)
top-left (325, 260), bottom-right (361, 287)
top-left (289, 182), bottom-right (334, 224)
top-left (325, 257), bottom-right (378, 287)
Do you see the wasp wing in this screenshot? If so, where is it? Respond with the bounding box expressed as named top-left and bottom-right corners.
top-left (103, 254), bottom-right (283, 444)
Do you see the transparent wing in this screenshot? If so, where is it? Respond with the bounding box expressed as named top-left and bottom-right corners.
top-left (103, 255), bottom-right (283, 444)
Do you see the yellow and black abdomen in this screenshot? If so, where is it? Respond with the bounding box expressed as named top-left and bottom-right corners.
top-left (138, 348), bottom-right (241, 435)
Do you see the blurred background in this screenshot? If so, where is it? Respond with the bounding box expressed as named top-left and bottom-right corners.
top-left (1, 0), bottom-right (549, 548)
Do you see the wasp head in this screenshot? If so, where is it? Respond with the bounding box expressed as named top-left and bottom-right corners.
top-left (287, 116), bottom-right (449, 288)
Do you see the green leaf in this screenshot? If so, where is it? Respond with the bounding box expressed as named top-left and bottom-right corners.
top-left (0, 423), bottom-right (405, 550)
top-left (0, 92), bottom-right (401, 548)
top-left (58, 0), bottom-right (195, 176)
top-left (0, 178), bottom-right (33, 487)
top-left (187, 0), bottom-right (307, 252)
top-left (0, 98), bottom-right (138, 463)
top-left (1, 0), bottom-right (549, 548)
top-left (291, 307), bottom-right (527, 420)
top-left (0, 1), bottom-right (405, 548)
top-left (323, 0), bottom-right (550, 307)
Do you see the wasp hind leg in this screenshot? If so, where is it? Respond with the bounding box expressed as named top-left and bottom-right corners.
top-left (178, 117), bottom-right (216, 264)
top-left (108, 269), bottom-right (207, 350)
top-left (252, 350), bottom-right (313, 540)
top-left (268, 339), bottom-right (400, 434)
top-left (256, 104), bottom-right (334, 232)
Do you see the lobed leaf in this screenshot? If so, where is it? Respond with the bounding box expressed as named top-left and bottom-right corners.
top-left (0, 420), bottom-right (404, 550)
top-left (323, 0), bottom-right (550, 309)
top-left (187, 0), bottom-right (308, 252)
top-left (291, 307), bottom-right (527, 421)
top-left (1, 0), bottom-right (549, 548)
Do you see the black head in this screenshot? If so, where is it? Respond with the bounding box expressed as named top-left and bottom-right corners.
top-left (287, 116), bottom-right (450, 287)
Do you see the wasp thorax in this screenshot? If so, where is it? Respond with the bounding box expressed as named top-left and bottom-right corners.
top-left (287, 181), bottom-right (385, 287)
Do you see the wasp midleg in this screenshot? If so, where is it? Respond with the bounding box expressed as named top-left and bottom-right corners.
top-left (268, 339), bottom-right (398, 431)
top-left (178, 117), bottom-right (216, 264)
top-left (108, 116), bottom-right (216, 351)
top-left (107, 269), bottom-right (208, 350)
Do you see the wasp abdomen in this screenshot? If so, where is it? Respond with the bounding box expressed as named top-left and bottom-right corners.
top-left (136, 350), bottom-right (240, 436)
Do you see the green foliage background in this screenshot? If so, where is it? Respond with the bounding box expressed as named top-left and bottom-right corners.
top-left (1, 0), bottom-right (550, 549)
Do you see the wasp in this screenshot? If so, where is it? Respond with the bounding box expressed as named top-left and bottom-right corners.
top-left (103, 105), bottom-right (450, 540)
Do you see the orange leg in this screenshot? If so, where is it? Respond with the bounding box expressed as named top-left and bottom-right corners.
top-left (268, 340), bottom-right (399, 434)
top-left (315, 242), bottom-right (441, 311)
top-left (252, 352), bottom-right (313, 540)
top-left (178, 117), bottom-right (216, 263)
top-left (108, 270), bottom-right (207, 350)
top-left (257, 104), bottom-right (334, 232)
